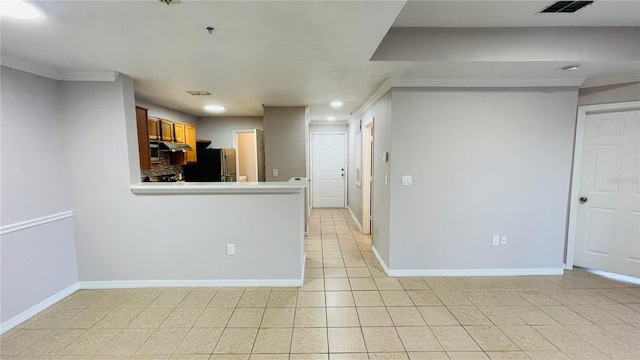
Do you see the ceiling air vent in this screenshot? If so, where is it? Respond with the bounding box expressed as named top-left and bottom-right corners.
top-left (155, 0), bottom-right (182, 5)
top-left (540, 1), bottom-right (594, 13)
top-left (186, 91), bottom-right (211, 96)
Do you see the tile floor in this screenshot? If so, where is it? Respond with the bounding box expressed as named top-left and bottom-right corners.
top-left (2, 208), bottom-right (640, 359)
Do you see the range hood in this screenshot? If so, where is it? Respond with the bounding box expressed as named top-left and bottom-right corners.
top-left (159, 141), bottom-right (193, 152)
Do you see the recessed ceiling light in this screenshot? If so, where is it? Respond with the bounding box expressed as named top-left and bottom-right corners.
top-left (204, 105), bottom-right (225, 112)
top-left (562, 65), bottom-right (581, 71)
top-left (327, 116), bottom-right (336, 121)
top-left (330, 101), bottom-right (343, 108)
top-left (0, 0), bottom-right (43, 19)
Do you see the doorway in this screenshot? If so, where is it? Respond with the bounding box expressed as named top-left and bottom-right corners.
top-left (362, 119), bottom-right (374, 234)
top-left (567, 101), bottom-right (640, 278)
top-left (233, 129), bottom-right (266, 182)
top-left (311, 133), bottom-right (347, 208)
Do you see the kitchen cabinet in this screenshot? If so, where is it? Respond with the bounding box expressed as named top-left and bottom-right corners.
top-left (135, 106), bottom-right (151, 170)
top-left (147, 117), bottom-right (160, 140)
top-left (173, 122), bottom-right (185, 143)
top-left (185, 124), bottom-right (197, 163)
top-left (160, 119), bottom-right (173, 141)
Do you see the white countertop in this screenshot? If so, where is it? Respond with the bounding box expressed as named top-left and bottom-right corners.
top-left (131, 177), bottom-right (308, 194)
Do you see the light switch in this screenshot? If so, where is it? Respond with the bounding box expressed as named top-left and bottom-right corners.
top-left (401, 176), bottom-right (412, 186)
top-left (272, 169), bottom-right (279, 177)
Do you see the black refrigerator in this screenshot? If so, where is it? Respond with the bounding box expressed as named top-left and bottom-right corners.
top-left (183, 148), bottom-right (236, 182)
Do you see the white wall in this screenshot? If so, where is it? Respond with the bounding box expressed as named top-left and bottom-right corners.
top-left (387, 87), bottom-right (578, 271)
top-left (578, 82), bottom-right (640, 106)
top-left (59, 76), bottom-right (303, 283)
top-left (0, 66), bottom-right (78, 327)
top-left (263, 106), bottom-right (307, 181)
top-left (347, 92), bottom-right (393, 264)
top-left (135, 97), bottom-right (197, 125)
top-left (198, 116), bottom-right (263, 148)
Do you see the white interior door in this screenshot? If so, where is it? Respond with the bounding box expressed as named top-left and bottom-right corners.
top-left (573, 108), bottom-right (640, 278)
top-left (312, 133), bottom-right (346, 208)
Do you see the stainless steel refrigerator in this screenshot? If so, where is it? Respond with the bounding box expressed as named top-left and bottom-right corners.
top-left (183, 148), bottom-right (236, 182)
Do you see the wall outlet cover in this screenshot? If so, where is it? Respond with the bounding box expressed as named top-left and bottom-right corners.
top-left (492, 235), bottom-right (500, 246)
top-left (500, 235), bottom-right (508, 245)
top-left (227, 244), bottom-right (235, 255)
top-left (272, 169), bottom-right (278, 177)
top-left (401, 176), bottom-right (413, 186)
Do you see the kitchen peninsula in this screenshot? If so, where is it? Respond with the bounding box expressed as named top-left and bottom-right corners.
top-left (127, 178), bottom-right (308, 287)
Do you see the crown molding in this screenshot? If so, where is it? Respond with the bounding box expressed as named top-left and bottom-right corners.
top-left (389, 78), bottom-right (585, 88)
top-left (1, 54), bottom-right (119, 82)
top-left (580, 72), bottom-right (640, 89)
top-left (349, 79), bottom-right (391, 124)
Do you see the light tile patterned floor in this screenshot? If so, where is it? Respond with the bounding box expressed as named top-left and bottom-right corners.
top-left (2, 208), bottom-right (640, 359)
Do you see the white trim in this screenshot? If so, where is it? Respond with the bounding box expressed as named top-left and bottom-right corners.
top-left (349, 80), bottom-right (391, 124)
top-left (389, 78), bottom-right (584, 88)
top-left (1, 54), bottom-right (119, 81)
top-left (0, 283), bottom-right (79, 335)
top-left (0, 211), bottom-right (74, 236)
top-left (79, 279), bottom-right (303, 289)
top-left (566, 101), bottom-right (640, 270)
top-left (348, 206), bottom-right (363, 233)
top-left (362, 120), bottom-right (374, 234)
top-left (577, 267), bottom-right (640, 286)
top-left (309, 132), bottom-right (348, 208)
top-left (301, 252), bottom-right (307, 282)
top-left (387, 268), bottom-right (564, 277)
top-left (371, 246), bottom-right (563, 277)
top-left (371, 245), bottom-right (391, 275)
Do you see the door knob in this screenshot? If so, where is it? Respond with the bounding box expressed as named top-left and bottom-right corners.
top-left (579, 197), bottom-right (588, 204)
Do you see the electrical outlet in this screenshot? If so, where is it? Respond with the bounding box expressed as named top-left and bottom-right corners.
top-left (227, 244), bottom-right (235, 255)
top-left (492, 235), bottom-right (500, 246)
top-left (500, 235), bottom-right (508, 245)
top-left (401, 176), bottom-right (413, 186)
top-left (272, 169), bottom-right (279, 177)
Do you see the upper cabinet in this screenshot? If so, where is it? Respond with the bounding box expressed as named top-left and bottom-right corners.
top-left (173, 122), bottom-right (185, 144)
top-left (160, 119), bottom-right (173, 141)
top-left (185, 124), bottom-right (197, 164)
top-left (135, 106), bottom-right (151, 170)
top-left (148, 117), bottom-right (160, 140)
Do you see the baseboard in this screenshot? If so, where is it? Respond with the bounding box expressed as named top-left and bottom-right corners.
top-left (370, 246), bottom-right (563, 277)
top-left (0, 282), bottom-right (79, 335)
top-left (371, 245), bottom-right (391, 275)
top-left (348, 206), bottom-right (363, 233)
top-left (79, 278), bottom-right (304, 289)
top-left (387, 268), bottom-right (565, 277)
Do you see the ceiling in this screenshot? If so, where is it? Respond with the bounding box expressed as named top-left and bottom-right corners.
top-left (1, 0), bottom-right (639, 123)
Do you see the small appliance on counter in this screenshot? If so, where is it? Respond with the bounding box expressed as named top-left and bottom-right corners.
top-left (183, 146), bottom-right (236, 182)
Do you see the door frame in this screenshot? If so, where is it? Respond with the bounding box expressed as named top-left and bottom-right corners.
top-left (565, 100), bottom-right (640, 270)
top-left (362, 118), bottom-right (374, 234)
top-left (310, 132), bottom-right (348, 208)
top-left (232, 129), bottom-right (258, 182)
